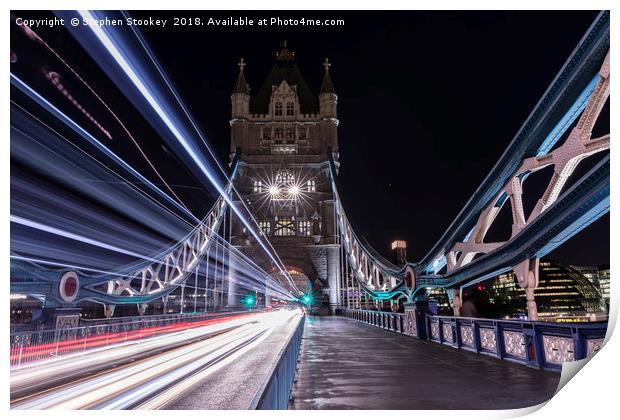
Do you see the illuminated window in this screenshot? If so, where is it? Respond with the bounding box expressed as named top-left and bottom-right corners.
top-left (306, 180), bottom-right (316, 192)
top-left (274, 218), bottom-right (295, 236)
top-left (299, 220), bottom-right (311, 236)
top-left (275, 102), bottom-right (283, 116)
top-left (286, 102), bottom-right (295, 116)
top-left (253, 180), bottom-right (262, 193)
top-left (259, 221), bottom-right (270, 236)
top-left (275, 170), bottom-right (295, 185)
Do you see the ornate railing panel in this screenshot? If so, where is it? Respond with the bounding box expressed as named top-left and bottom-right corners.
top-left (342, 309), bottom-right (606, 372)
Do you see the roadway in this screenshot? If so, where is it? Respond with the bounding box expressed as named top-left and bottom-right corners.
top-left (290, 316), bottom-right (560, 409)
top-left (11, 308), bottom-right (303, 410)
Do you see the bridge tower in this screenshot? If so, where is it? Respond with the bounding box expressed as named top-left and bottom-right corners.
top-left (227, 43), bottom-right (341, 314)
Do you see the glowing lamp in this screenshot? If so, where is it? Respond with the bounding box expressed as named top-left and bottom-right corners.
top-left (288, 185), bottom-right (300, 195)
top-left (244, 295), bottom-right (255, 306)
top-left (269, 186), bottom-right (280, 195)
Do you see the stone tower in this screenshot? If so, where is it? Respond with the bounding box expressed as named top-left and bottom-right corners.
top-left (227, 43), bottom-right (341, 314)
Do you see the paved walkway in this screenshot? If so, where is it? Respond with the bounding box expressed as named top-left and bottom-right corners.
top-left (290, 316), bottom-right (560, 410)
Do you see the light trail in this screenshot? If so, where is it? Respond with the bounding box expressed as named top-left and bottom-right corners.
top-left (11, 309), bottom-right (302, 409)
top-left (11, 215), bottom-right (159, 263)
top-left (76, 10), bottom-right (300, 295)
top-left (10, 73), bottom-right (201, 226)
top-left (123, 15), bottom-right (300, 294)
top-left (15, 20), bottom-right (191, 212)
top-left (10, 105), bottom-right (197, 234)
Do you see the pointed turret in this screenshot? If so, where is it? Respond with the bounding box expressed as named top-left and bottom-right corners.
top-left (319, 57), bottom-right (338, 119)
top-left (233, 57), bottom-right (249, 94)
top-left (320, 57), bottom-right (336, 94)
top-left (231, 57), bottom-right (250, 118)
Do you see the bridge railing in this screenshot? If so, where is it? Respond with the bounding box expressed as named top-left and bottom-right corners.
top-left (9, 310), bottom-right (252, 367)
top-left (343, 308), bottom-right (405, 334)
top-left (342, 309), bottom-right (606, 371)
top-left (250, 314), bottom-right (305, 410)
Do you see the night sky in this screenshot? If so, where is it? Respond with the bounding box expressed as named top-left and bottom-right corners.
top-left (12, 10), bottom-right (610, 266)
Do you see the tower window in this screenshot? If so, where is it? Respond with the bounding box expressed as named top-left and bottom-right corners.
top-left (275, 102), bottom-right (283, 116)
top-left (298, 220), bottom-right (311, 236)
top-left (259, 221), bottom-right (271, 236)
top-left (253, 180), bottom-right (262, 193)
top-left (274, 127), bottom-right (283, 139)
top-left (286, 102), bottom-right (295, 116)
top-left (275, 170), bottom-right (295, 185)
top-left (274, 218), bottom-right (296, 236)
top-left (306, 180), bottom-right (316, 192)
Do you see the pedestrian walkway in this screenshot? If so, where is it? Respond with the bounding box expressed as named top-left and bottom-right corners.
top-left (290, 316), bottom-right (560, 409)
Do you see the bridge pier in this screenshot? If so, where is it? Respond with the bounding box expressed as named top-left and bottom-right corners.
top-left (447, 289), bottom-right (462, 317)
top-left (327, 247), bottom-right (341, 315)
top-left (513, 259), bottom-right (539, 321)
top-left (227, 256), bottom-right (240, 309)
top-left (161, 295), bottom-right (169, 315)
top-left (265, 285), bottom-right (271, 308)
top-left (137, 303), bottom-right (147, 316)
top-left (104, 304), bottom-right (115, 318)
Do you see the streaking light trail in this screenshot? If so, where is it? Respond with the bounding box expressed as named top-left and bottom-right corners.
top-left (75, 10), bottom-right (300, 295)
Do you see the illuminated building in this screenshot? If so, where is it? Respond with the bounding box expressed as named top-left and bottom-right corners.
top-left (227, 43), bottom-right (341, 312)
top-left (391, 240), bottom-right (407, 266)
top-left (597, 265), bottom-right (610, 306)
top-left (484, 259), bottom-right (607, 322)
top-left (572, 264), bottom-right (610, 309)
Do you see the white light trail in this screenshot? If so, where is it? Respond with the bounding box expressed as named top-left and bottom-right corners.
top-left (78, 10), bottom-right (299, 294)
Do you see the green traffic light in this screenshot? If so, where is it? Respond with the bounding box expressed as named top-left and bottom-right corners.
top-left (244, 295), bottom-right (255, 306)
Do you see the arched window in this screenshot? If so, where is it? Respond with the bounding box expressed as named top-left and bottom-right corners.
top-left (274, 218), bottom-right (295, 236)
top-left (253, 180), bottom-right (262, 193)
top-left (275, 170), bottom-right (295, 185)
top-left (298, 220), bottom-right (311, 236)
top-left (274, 102), bottom-right (283, 116)
top-left (259, 220), bottom-right (270, 235)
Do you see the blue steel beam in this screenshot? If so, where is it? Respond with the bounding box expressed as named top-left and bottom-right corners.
top-left (10, 155), bottom-right (241, 306)
top-left (419, 154), bottom-right (609, 289)
top-left (417, 11), bottom-right (609, 275)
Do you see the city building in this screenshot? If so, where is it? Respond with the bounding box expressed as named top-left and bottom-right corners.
top-left (572, 264), bottom-right (610, 309)
top-left (482, 259), bottom-right (607, 322)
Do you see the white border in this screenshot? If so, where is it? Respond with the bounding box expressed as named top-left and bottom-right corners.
top-left (3, 2), bottom-right (617, 420)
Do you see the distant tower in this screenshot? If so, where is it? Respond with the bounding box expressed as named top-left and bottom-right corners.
top-left (391, 240), bottom-right (407, 266)
top-left (228, 43), bottom-right (341, 314)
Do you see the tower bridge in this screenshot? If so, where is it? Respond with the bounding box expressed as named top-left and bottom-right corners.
top-left (9, 10), bottom-right (610, 410)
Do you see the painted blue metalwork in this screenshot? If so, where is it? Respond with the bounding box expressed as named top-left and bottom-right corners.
top-left (421, 155), bottom-right (609, 289)
top-left (11, 155), bottom-right (241, 306)
top-left (536, 74), bottom-right (601, 157)
top-left (343, 309), bottom-right (607, 372)
top-left (250, 314), bottom-right (305, 409)
top-left (417, 11), bottom-right (609, 275)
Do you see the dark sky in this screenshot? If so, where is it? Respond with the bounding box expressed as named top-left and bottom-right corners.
top-left (12, 10), bottom-right (610, 266)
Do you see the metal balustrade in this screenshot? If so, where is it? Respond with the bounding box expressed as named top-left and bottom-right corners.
top-left (9, 310), bottom-right (253, 367)
top-left (250, 315), bottom-right (305, 409)
top-left (344, 308), bottom-right (404, 335)
top-left (342, 309), bottom-right (606, 371)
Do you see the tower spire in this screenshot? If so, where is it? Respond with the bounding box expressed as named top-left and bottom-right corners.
top-left (233, 57), bottom-right (249, 94)
top-left (320, 57), bottom-right (335, 94)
